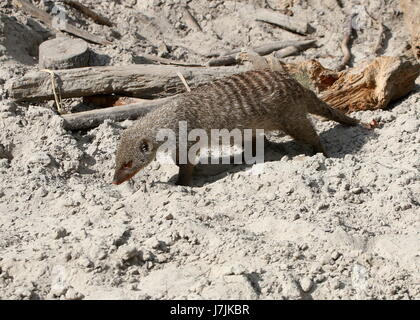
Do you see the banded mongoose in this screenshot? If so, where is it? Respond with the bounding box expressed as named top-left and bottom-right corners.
top-left (112, 69), bottom-right (372, 186)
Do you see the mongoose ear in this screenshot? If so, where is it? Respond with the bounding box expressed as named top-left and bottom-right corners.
top-left (140, 139), bottom-right (153, 153)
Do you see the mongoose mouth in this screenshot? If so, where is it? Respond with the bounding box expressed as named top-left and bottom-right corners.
top-left (112, 167), bottom-right (142, 185)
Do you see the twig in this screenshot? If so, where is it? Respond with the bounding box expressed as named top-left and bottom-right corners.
top-left (336, 14), bottom-right (355, 71)
top-left (137, 53), bottom-right (204, 67)
top-left (374, 20), bottom-right (387, 56)
top-left (182, 6), bottom-right (202, 32)
top-left (13, 0), bottom-right (111, 45)
top-left (176, 72), bottom-right (191, 92)
top-left (62, 0), bottom-right (113, 27)
top-left (40, 69), bottom-right (64, 114)
top-left (364, 4), bottom-right (387, 56)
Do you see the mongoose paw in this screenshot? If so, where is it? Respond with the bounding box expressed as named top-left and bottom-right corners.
top-left (361, 119), bottom-right (379, 130)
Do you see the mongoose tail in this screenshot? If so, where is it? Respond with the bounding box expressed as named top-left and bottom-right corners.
top-left (305, 90), bottom-right (360, 126)
top-left (305, 90), bottom-right (379, 129)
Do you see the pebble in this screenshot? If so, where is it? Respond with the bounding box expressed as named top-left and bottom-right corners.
top-left (299, 277), bottom-right (313, 292)
top-left (79, 257), bottom-right (93, 268)
top-left (65, 287), bottom-right (84, 300)
top-left (54, 227), bottom-right (68, 240)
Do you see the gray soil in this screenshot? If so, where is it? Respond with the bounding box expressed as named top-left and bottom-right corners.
top-left (0, 0), bottom-right (418, 299)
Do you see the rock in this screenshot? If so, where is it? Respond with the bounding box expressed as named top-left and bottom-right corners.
top-left (27, 152), bottom-right (51, 168)
top-left (118, 245), bottom-right (140, 261)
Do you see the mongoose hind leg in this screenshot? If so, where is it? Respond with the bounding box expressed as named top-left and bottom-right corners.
top-left (280, 116), bottom-right (328, 157)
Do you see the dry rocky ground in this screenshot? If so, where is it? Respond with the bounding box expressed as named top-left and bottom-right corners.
top-left (0, 0), bottom-right (418, 299)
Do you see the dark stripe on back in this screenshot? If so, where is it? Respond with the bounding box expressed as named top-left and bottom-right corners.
top-left (212, 80), bottom-right (236, 107)
top-left (249, 71), bottom-right (271, 94)
top-left (223, 77), bottom-right (249, 114)
top-left (257, 70), bottom-right (277, 92)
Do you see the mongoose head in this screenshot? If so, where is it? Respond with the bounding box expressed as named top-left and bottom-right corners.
top-left (112, 130), bottom-right (156, 185)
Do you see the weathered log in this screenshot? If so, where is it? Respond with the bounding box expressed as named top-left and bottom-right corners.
top-left (39, 37), bottom-right (90, 69)
top-left (62, 97), bottom-right (172, 131)
top-left (254, 8), bottom-right (310, 35)
top-left (13, 0), bottom-right (111, 45)
top-left (9, 65), bottom-right (242, 102)
top-left (400, 0), bottom-right (420, 60)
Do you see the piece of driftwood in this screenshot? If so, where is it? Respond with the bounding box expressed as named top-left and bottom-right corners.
top-left (63, 97), bottom-right (172, 131)
top-left (286, 56), bottom-right (420, 113)
top-left (9, 65), bottom-right (241, 102)
top-left (39, 37), bottom-right (90, 69)
top-left (400, 0), bottom-right (420, 60)
top-left (182, 6), bottom-right (202, 32)
top-left (254, 8), bottom-right (310, 35)
top-left (243, 53), bottom-right (419, 113)
top-left (62, 0), bottom-right (113, 27)
top-left (13, 0), bottom-right (111, 45)
top-left (336, 14), bottom-right (355, 71)
top-left (207, 39), bottom-right (316, 66)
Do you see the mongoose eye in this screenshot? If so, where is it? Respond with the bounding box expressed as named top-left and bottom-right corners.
top-left (140, 141), bottom-right (149, 153)
top-left (122, 161), bottom-right (132, 169)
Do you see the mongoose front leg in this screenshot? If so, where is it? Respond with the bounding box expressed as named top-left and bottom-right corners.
top-left (176, 163), bottom-right (195, 186)
top-left (280, 116), bottom-right (328, 157)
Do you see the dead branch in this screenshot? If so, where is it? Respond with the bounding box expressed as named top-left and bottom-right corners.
top-left (207, 39), bottom-right (316, 66)
top-left (13, 0), bottom-right (111, 45)
top-left (182, 6), bottom-right (202, 32)
top-left (254, 8), bottom-right (310, 35)
top-left (9, 65), bottom-right (241, 102)
top-left (336, 14), bottom-right (355, 71)
top-left (62, 0), bottom-right (113, 27)
top-left (273, 46), bottom-right (300, 58)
